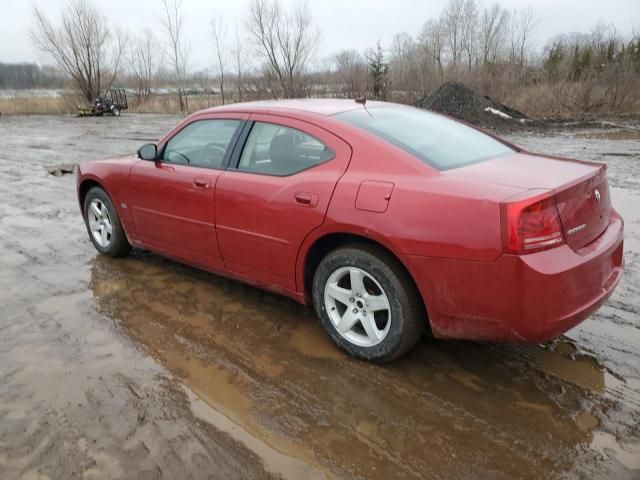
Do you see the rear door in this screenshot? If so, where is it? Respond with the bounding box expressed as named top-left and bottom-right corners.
top-left (215, 114), bottom-right (352, 291)
top-left (129, 114), bottom-right (245, 270)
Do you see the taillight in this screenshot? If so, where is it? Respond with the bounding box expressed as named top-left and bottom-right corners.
top-left (501, 192), bottom-right (565, 254)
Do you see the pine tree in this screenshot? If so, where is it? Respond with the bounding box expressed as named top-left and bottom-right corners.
top-left (367, 41), bottom-right (389, 100)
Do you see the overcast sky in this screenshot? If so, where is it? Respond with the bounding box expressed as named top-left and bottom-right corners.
top-left (1, 0), bottom-right (638, 70)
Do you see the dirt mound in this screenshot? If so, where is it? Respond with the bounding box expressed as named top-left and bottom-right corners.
top-left (415, 82), bottom-right (527, 129)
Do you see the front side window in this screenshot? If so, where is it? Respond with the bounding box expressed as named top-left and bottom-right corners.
top-left (335, 105), bottom-right (514, 170)
top-left (237, 122), bottom-right (335, 176)
top-left (163, 119), bottom-right (240, 168)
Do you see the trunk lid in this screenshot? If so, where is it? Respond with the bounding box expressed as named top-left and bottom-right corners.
top-left (445, 152), bottom-right (611, 251)
top-left (555, 167), bottom-right (611, 251)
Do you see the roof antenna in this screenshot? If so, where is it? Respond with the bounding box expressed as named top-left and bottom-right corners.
top-left (355, 97), bottom-right (373, 117)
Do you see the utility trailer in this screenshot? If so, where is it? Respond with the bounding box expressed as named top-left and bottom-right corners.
top-left (78, 88), bottom-right (128, 117)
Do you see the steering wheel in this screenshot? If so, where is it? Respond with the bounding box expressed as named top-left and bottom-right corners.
top-left (200, 143), bottom-right (227, 166)
top-left (165, 149), bottom-right (191, 165)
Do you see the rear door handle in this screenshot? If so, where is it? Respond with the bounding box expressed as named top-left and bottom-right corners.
top-left (294, 192), bottom-right (318, 207)
top-left (193, 177), bottom-right (211, 189)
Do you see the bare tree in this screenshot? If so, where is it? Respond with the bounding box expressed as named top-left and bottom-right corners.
top-left (160, 0), bottom-right (189, 111)
top-left (333, 49), bottom-right (367, 98)
top-left (459, 0), bottom-right (478, 69)
top-left (480, 3), bottom-right (508, 65)
top-left (128, 28), bottom-right (157, 101)
top-left (30, 0), bottom-right (126, 103)
top-left (246, 0), bottom-right (320, 98)
top-left (414, 28), bottom-right (435, 95)
top-left (232, 19), bottom-right (244, 102)
top-left (442, 0), bottom-right (465, 67)
top-left (390, 33), bottom-right (414, 73)
top-left (389, 33), bottom-right (424, 100)
top-left (590, 21), bottom-right (618, 62)
top-left (507, 6), bottom-right (538, 71)
top-left (420, 19), bottom-right (445, 78)
top-left (210, 16), bottom-right (228, 105)
top-left (517, 6), bottom-right (537, 67)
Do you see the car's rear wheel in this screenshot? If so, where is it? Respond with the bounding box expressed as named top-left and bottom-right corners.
top-left (312, 244), bottom-right (424, 362)
top-left (83, 187), bottom-right (131, 257)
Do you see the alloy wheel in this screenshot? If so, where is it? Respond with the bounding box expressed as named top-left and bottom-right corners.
top-left (323, 266), bottom-right (392, 347)
top-left (87, 199), bottom-right (113, 248)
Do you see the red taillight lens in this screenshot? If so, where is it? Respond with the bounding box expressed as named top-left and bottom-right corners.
top-left (501, 193), bottom-right (565, 254)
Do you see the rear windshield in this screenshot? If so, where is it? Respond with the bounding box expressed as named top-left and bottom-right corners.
top-left (334, 105), bottom-right (514, 170)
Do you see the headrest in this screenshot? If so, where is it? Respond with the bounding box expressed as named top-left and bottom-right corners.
top-left (269, 133), bottom-right (296, 171)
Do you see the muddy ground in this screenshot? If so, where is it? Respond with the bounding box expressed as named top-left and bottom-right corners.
top-left (0, 114), bottom-right (639, 480)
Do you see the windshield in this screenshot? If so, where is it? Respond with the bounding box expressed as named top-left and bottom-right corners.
top-left (334, 105), bottom-right (515, 170)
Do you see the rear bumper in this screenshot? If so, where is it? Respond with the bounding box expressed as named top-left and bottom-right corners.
top-left (407, 213), bottom-right (624, 342)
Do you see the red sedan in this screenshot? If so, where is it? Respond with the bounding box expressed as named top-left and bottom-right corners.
top-left (77, 99), bottom-right (624, 362)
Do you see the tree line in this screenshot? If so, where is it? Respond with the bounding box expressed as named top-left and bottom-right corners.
top-left (318, 2), bottom-right (640, 114)
top-left (0, 62), bottom-right (66, 89)
top-left (23, 0), bottom-right (640, 115)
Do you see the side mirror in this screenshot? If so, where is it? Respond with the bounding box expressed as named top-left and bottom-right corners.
top-left (137, 143), bottom-right (158, 161)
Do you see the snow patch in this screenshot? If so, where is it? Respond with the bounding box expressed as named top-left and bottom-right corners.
top-left (484, 107), bottom-right (512, 119)
top-left (0, 89), bottom-right (66, 99)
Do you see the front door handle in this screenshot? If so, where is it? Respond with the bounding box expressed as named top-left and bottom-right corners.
top-left (193, 177), bottom-right (211, 189)
top-left (294, 192), bottom-right (318, 207)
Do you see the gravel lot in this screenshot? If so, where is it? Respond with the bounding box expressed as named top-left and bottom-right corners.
top-left (0, 114), bottom-right (639, 479)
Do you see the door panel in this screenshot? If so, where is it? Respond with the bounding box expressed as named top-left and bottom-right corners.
top-left (215, 114), bottom-right (352, 291)
top-left (128, 114), bottom-right (246, 270)
top-left (129, 161), bottom-right (223, 269)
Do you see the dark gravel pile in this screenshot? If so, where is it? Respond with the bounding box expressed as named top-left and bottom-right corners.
top-left (415, 81), bottom-right (528, 129)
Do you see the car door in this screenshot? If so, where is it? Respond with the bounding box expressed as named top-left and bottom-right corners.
top-left (129, 114), bottom-right (245, 270)
top-left (215, 114), bottom-right (352, 291)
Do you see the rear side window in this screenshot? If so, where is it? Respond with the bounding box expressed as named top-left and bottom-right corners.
top-left (335, 105), bottom-right (514, 170)
top-left (163, 119), bottom-right (240, 168)
top-left (237, 122), bottom-right (335, 176)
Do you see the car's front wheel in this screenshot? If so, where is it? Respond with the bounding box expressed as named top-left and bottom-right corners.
top-left (312, 244), bottom-right (425, 362)
top-left (83, 187), bottom-right (131, 257)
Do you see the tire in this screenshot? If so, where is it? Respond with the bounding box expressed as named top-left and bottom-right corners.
top-left (312, 244), bottom-right (425, 362)
top-left (83, 187), bottom-right (131, 257)
top-left (112, 107), bottom-right (120, 117)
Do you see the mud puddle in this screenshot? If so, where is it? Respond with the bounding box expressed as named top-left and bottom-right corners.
top-left (88, 251), bottom-right (639, 479)
top-left (187, 388), bottom-right (329, 480)
top-left (1, 115), bottom-right (639, 479)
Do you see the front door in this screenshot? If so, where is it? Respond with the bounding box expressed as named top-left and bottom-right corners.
top-left (215, 114), bottom-right (352, 291)
top-left (129, 116), bottom-right (243, 270)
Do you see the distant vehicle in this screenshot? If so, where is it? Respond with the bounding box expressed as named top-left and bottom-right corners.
top-left (76, 99), bottom-right (624, 362)
top-left (78, 88), bottom-right (128, 117)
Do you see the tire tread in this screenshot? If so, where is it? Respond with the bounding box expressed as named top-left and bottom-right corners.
top-left (312, 243), bottom-right (425, 362)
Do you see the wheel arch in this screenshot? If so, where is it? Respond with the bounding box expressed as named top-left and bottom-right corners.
top-left (299, 230), bottom-right (431, 332)
top-left (78, 178), bottom-right (106, 212)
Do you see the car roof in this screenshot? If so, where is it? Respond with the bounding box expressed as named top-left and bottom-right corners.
top-left (200, 98), bottom-right (389, 116)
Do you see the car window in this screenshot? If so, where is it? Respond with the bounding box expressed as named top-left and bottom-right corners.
top-left (163, 119), bottom-right (240, 168)
top-left (334, 105), bottom-right (514, 170)
top-left (237, 122), bottom-right (335, 176)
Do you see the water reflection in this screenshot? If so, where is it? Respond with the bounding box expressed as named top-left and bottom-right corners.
top-left (90, 252), bottom-right (611, 479)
